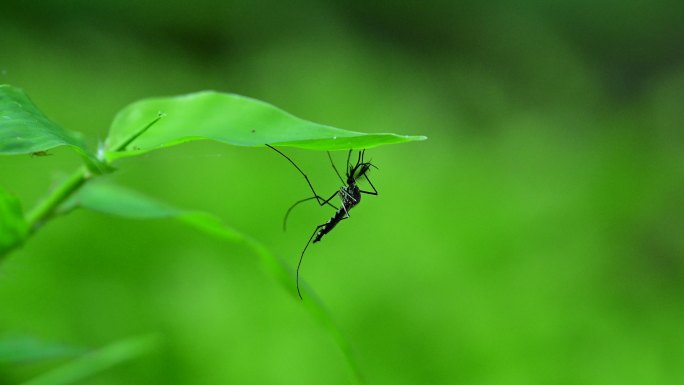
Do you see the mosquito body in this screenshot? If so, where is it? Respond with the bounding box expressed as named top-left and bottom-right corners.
top-left (266, 144), bottom-right (378, 299)
top-left (313, 185), bottom-right (360, 243)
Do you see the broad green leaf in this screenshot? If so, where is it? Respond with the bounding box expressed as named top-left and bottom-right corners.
top-left (0, 186), bottom-right (28, 257)
top-left (20, 334), bottom-right (158, 385)
top-left (105, 91), bottom-right (425, 160)
top-left (62, 180), bottom-right (184, 220)
top-left (0, 335), bottom-right (84, 365)
top-left (63, 181), bottom-right (364, 384)
top-left (0, 85), bottom-right (107, 172)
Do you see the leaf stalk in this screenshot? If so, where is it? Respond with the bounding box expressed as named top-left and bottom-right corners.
top-left (26, 167), bottom-right (89, 233)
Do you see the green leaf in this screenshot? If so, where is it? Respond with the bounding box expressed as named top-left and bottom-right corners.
top-left (62, 180), bottom-right (184, 220)
top-left (105, 91), bottom-right (425, 160)
top-left (20, 334), bottom-right (158, 385)
top-left (63, 181), bottom-right (364, 384)
top-left (0, 335), bottom-right (84, 365)
top-left (0, 85), bottom-right (107, 172)
top-left (0, 186), bottom-right (28, 257)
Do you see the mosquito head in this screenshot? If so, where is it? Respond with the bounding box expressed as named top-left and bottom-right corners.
top-left (346, 149), bottom-right (376, 184)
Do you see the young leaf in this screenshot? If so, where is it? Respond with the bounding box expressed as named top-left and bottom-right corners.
top-left (0, 85), bottom-right (99, 163)
top-left (0, 335), bottom-right (84, 365)
top-left (105, 91), bottom-right (425, 160)
top-left (19, 334), bottom-right (158, 385)
top-left (0, 186), bottom-right (28, 257)
top-left (0, 335), bottom-right (85, 366)
top-left (61, 180), bottom-right (184, 220)
top-left (63, 181), bottom-right (364, 383)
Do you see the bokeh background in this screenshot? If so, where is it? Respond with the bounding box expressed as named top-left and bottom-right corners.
top-left (1, 1), bottom-right (683, 384)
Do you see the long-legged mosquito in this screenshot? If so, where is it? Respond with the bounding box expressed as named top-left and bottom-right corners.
top-left (266, 144), bottom-right (378, 299)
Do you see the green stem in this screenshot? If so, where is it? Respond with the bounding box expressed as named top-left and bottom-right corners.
top-left (20, 114), bottom-right (162, 239)
top-left (113, 113), bottom-right (163, 152)
top-left (26, 167), bottom-right (90, 233)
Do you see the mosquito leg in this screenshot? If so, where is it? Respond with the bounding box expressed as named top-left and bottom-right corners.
top-left (297, 223), bottom-right (326, 300)
top-left (339, 188), bottom-right (357, 203)
top-left (296, 215), bottom-right (351, 299)
top-left (328, 152), bottom-right (344, 184)
top-left (284, 197), bottom-right (323, 231)
top-left (338, 189), bottom-right (356, 218)
top-left (266, 144), bottom-right (329, 206)
top-left (283, 191), bottom-right (339, 230)
top-left (360, 174), bottom-right (379, 196)
top-left (340, 201), bottom-right (350, 218)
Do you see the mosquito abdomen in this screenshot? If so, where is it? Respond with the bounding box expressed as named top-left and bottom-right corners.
top-left (313, 208), bottom-right (346, 243)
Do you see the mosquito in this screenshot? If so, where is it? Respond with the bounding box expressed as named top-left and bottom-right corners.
top-left (30, 151), bottom-right (52, 157)
top-left (266, 144), bottom-right (378, 299)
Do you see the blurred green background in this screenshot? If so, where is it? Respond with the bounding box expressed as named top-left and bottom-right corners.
top-left (1, 0), bottom-right (683, 384)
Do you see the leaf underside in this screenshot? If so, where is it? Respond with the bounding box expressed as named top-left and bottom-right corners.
top-left (1, 85), bottom-right (425, 166)
top-left (106, 91), bottom-right (425, 160)
top-left (0, 85), bottom-right (94, 159)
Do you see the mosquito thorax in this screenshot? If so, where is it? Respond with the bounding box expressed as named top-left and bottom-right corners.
top-left (340, 184), bottom-right (362, 208)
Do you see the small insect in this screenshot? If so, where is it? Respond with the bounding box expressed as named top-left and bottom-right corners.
top-left (266, 144), bottom-right (378, 299)
top-left (30, 151), bottom-right (52, 157)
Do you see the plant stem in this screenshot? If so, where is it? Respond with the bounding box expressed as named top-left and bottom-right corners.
top-left (113, 113), bottom-right (163, 152)
top-left (26, 167), bottom-right (89, 233)
top-left (19, 111), bottom-right (161, 239)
